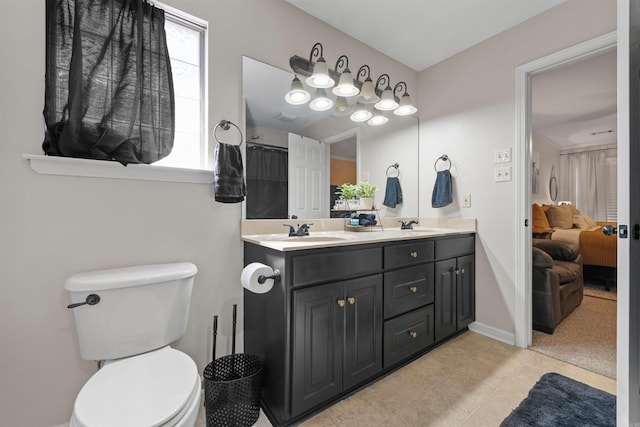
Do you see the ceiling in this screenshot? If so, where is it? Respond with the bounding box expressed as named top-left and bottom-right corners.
top-left (531, 50), bottom-right (617, 148)
top-left (283, 0), bottom-right (617, 149)
top-left (286, 0), bottom-right (566, 72)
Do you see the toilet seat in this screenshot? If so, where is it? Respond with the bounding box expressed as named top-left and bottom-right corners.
top-left (70, 346), bottom-right (200, 427)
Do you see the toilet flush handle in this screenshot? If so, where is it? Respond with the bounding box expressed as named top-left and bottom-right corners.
top-left (67, 294), bottom-right (100, 309)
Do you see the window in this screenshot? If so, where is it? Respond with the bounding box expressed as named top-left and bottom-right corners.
top-left (153, 6), bottom-right (208, 170)
top-left (41, 0), bottom-right (208, 177)
top-left (605, 153), bottom-right (617, 222)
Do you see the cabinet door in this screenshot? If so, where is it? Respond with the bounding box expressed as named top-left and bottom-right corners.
top-left (343, 275), bottom-right (383, 390)
top-left (456, 255), bottom-right (475, 331)
top-left (292, 283), bottom-right (344, 415)
top-left (435, 259), bottom-right (457, 341)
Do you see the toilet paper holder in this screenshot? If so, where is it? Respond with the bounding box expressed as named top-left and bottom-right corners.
top-left (257, 269), bottom-right (281, 284)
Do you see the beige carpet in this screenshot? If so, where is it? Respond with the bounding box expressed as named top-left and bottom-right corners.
top-left (531, 295), bottom-right (617, 379)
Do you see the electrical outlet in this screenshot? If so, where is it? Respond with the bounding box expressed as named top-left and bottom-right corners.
top-left (463, 194), bottom-right (471, 208)
top-left (495, 147), bottom-right (512, 163)
top-left (494, 166), bottom-right (512, 182)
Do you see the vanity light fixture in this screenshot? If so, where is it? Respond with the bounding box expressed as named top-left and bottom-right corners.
top-left (305, 43), bottom-right (335, 89)
top-left (332, 96), bottom-right (354, 116)
top-left (393, 81), bottom-right (418, 116)
top-left (355, 65), bottom-right (379, 104)
top-left (368, 110), bottom-right (389, 126)
top-left (286, 42), bottom-right (418, 122)
top-left (309, 88), bottom-right (334, 111)
top-left (284, 75), bottom-right (311, 105)
top-left (374, 74), bottom-right (400, 111)
top-left (350, 102), bottom-right (373, 122)
top-left (332, 55), bottom-right (359, 97)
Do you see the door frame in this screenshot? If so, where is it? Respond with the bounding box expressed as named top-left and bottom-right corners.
top-left (514, 31), bottom-right (617, 348)
top-left (515, 28), bottom-right (631, 419)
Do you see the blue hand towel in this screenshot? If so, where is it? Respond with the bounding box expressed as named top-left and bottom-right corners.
top-left (432, 170), bottom-right (453, 208)
top-left (383, 177), bottom-right (403, 208)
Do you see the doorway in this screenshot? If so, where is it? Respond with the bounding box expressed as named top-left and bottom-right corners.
top-left (514, 31), bottom-right (617, 345)
top-left (527, 47), bottom-right (617, 378)
top-left (515, 28), bottom-right (621, 393)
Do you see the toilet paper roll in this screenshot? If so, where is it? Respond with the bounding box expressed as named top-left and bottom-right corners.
top-left (241, 262), bottom-right (276, 294)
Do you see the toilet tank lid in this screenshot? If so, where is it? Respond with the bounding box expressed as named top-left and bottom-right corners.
top-left (64, 262), bottom-right (198, 292)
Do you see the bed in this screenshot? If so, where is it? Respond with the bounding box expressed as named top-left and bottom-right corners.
top-left (550, 224), bottom-right (617, 268)
top-left (532, 203), bottom-right (617, 269)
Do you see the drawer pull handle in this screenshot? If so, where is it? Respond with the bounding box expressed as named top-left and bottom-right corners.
top-left (460, 268), bottom-right (465, 274)
top-left (410, 252), bottom-right (418, 258)
top-left (348, 297), bottom-right (356, 305)
top-left (337, 299), bottom-right (345, 307)
top-left (409, 286), bottom-right (417, 293)
top-left (455, 269), bottom-right (460, 275)
top-left (409, 331), bottom-right (417, 338)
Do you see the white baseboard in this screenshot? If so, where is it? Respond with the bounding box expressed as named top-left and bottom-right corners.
top-left (468, 321), bottom-right (516, 346)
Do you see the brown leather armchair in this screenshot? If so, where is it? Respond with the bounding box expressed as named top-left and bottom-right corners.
top-left (532, 239), bottom-right (584, 334)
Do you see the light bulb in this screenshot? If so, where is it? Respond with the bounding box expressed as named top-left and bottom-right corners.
top-left (309, 88), bottom-right (334, 111)
top-left (284, 76), bottom-right (311, 105)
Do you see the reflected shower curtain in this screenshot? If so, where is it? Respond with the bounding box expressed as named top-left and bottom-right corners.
top-left (246, 146), bottom-right (288, 219)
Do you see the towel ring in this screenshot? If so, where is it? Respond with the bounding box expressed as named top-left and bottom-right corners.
top-left (434, 155), bottom-right (451, 172)
top-left (214, 120), bottom-right (243, 146)
top-left (386, 163), bottom-right (400, 177)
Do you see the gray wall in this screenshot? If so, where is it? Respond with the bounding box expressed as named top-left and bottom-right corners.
top-left (417, 0), bottom-right (615, 335)
top-left (0, 0), bottom-right (617, 425)
top-left (0, 1), bottom-right (417, 425)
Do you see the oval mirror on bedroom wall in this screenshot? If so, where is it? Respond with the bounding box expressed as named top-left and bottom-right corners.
top-left (242, 56), bottom-right (419, 220)
top-left (549, 165), bottom-right (558, 201)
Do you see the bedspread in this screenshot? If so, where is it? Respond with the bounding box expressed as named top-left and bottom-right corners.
top-left (551, 225), bottom-right (617, 268)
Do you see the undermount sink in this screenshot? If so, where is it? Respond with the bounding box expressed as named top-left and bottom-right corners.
top-left (402, 227), bottom-right (451, 233)
top-left (285, 236), bottom-right (351, 242)
top-left (258, 234), bottom-right (355, 242)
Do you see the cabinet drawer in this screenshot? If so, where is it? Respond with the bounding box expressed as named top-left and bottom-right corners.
top-left (292, 247), bottom-right (382, 287)
top-left (435, 236), bottom-right (474, 259)
top-left (383, 305), bottom-right (434, 368)
top-left (384, 264), bottom-right (434, 318)
top-left (384, 240), bottom-right (434, 269)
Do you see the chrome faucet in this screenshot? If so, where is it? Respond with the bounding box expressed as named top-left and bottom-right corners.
top-left (283, 223), bottom-right (313, 236)
top-left (399, 220), bottom-right (419, 230)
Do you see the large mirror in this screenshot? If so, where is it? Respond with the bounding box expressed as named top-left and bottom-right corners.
top-left (242, 56), bottom-right (419, 219)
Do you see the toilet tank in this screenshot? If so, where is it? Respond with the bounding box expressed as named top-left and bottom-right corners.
top-left (65, 262), bottom-right (198, 361)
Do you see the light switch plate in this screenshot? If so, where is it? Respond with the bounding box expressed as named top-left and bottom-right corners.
top-left (494, 166), bottom-right (512, 182)
top-left (495, 147), bottom-right (512, 163)
top-left (463, 194), bottom-right (471, 208)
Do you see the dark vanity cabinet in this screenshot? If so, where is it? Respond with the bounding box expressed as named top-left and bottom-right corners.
top-left (243, 233), bottom-right (474, 426)
top-left (292, 274), bottom-right (382, 415)
top-left (434, 237), bottom-right (476, 341)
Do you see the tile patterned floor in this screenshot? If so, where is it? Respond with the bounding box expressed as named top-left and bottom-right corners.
top-left (197, 331), bottom-right (615, 427)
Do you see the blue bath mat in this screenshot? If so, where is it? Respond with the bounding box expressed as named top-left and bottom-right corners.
top-left (500, 372), bottom-right (615, 427)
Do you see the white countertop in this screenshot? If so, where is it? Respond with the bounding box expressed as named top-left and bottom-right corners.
top-left (241, 218), bottom-right (476, 252)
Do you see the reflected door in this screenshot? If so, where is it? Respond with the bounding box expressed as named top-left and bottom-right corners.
top-left (288, 133), bottom-right (329, 219)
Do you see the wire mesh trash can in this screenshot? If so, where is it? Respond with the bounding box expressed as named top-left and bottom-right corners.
top-left (203, 353), bottom-right (264, 426)
top-left (204, 306), bottom-right (264, 427)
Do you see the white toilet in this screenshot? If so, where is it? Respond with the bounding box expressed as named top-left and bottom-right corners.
top-left (65, 262), bottom-right (201, 427)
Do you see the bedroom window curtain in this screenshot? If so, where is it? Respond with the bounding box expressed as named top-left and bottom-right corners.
top-left (559, 150), bottom-right (609, 220)
top-left (43, 0), bottom-right (175, 165)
